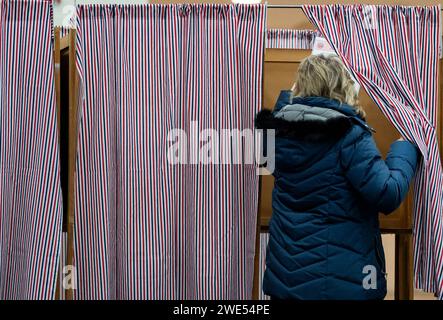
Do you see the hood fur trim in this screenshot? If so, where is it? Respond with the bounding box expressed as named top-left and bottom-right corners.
top-left (255, 109), bottom-right (353, 141)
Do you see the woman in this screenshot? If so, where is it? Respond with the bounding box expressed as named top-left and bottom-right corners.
top-left (255, 55), bottom-right (418, 300)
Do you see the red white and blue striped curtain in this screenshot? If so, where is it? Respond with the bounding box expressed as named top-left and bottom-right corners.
top-left (74, 4), bottom-right (265, 299)
top-left (0, 0), bottom-right (62, 299)
top-left (303, 4), bottom-right (443, 299)
top-left (59, 26), bottom-right (70, 38)
top-left (266, 29), bottom-right (317, 49)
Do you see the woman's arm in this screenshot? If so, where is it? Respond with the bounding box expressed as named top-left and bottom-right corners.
top-left (340, 127), bottom-right (419, 214)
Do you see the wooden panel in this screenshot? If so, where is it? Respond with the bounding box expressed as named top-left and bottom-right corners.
top-left (260, 49), bottom-right (416, 231)
top-left (66, 29), bottom-right (78, 300)
top-left (60, 36), bottom-right (69, 51)
top-left (395, 233), bottom-right (414, 300)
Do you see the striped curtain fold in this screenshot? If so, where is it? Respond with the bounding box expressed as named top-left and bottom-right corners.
top-left (74, 4), bottom-right (265, 299)
top-left (303, 4), bottom-right (443, 299)
top-left (0, 0), bottom-right (62, 299)
top-left (266, 29), bottom-right (317, 49)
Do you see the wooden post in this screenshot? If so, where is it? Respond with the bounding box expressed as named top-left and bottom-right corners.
top-left (53, 26), bottom-right (61, 300)
top-left (252, 177), bottom-right (263, 299)
top-left (395, 232), bottom-right (414, 300)
top-left (65, 28), bottom-right (78, 300)
top-left (252, 38), bottom-right (268, 300)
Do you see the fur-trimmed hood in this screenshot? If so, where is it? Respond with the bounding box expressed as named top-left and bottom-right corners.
top-left (255, 93), bottom-right (373, 142)
top-left (255, 103), bottom-right (353, 141)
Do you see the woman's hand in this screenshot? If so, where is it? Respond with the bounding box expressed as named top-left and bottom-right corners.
top-left (290, 82), bottom-right (296, 92)
top-left (397, 137), bottom-right (405, 142)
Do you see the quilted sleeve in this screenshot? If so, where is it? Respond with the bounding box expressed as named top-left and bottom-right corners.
top-left (340, 126), bottom-right (419, 214)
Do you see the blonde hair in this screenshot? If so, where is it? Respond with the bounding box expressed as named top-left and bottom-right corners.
top-left (292, 55), bottom-right (366, 119)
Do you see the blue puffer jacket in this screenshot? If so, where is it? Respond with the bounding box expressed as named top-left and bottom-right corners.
top-left (255, 92), bottom-right (419, 300)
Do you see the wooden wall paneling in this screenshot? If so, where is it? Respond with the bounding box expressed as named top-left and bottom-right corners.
top-left (252, 176), bottom-right (263, 300)
top-left (60, 35), bottom-right (69, 51)
top-left (66, 29), bottom-right (78, 300)
top-left (395, 233), bottom-right (414, 300)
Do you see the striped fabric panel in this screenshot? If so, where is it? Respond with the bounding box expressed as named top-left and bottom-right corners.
top-left (74, 4), bottom-right (265, 299)
top-left (258, 232), bottom-right (270, 300)
top-left (303, 4), bottom-right (443, 299)
top-left (266, 29), bottom-right (317, 49)
top-left (0, 0), bottom-right (63, 299)
top-left (59, 26), bottom-right (70, 38)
